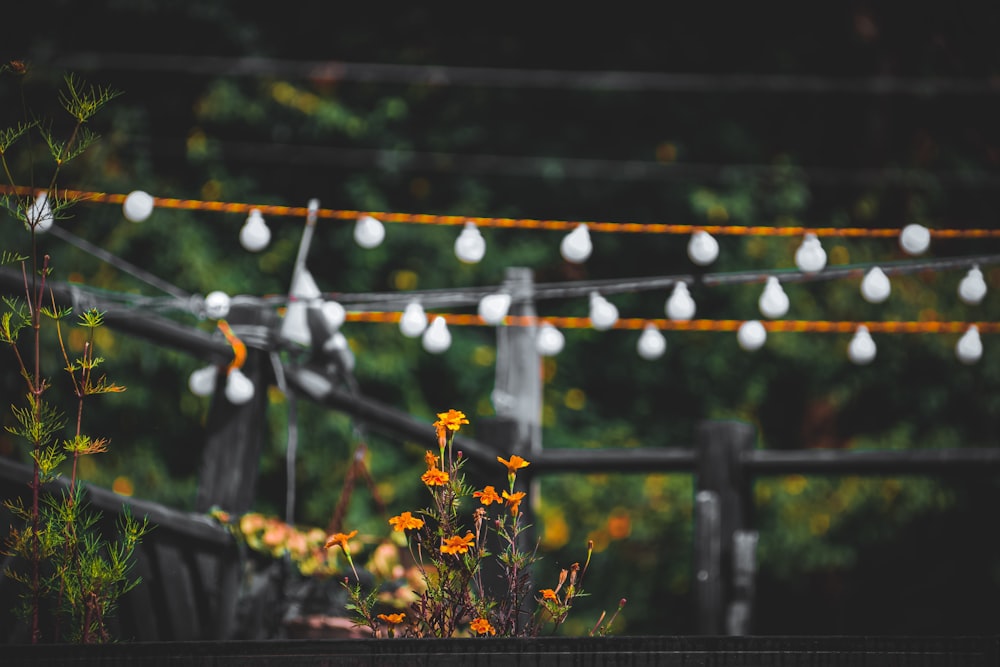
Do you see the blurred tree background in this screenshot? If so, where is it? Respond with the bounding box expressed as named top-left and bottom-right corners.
top-left (3, 3), bottom-right (1000, 635)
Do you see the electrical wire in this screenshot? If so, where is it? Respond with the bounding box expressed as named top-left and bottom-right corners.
top-left (48, 53), bottom-right (1000, 96)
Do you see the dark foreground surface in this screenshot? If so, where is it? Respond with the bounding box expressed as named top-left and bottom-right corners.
top-left (5, 636), bottom-right (999, 666)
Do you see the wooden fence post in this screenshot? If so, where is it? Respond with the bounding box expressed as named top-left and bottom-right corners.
top-left (694, 419), bottom-right (757, 635)
top-left (195, 305), bottom-right (273, 515)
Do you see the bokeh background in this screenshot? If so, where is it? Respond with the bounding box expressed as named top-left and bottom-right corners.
top-left (3, 3), bottom-right (1000, 635)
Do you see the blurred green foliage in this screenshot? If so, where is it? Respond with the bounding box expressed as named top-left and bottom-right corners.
top-left (3, 4), bottom-right (1000, 634)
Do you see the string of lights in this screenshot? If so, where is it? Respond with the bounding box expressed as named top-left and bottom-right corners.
top-left (6, 185), bottom-right (1000, 239)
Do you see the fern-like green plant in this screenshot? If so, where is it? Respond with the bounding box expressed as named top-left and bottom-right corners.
top-left (1, 60), bottom-right (150, 644)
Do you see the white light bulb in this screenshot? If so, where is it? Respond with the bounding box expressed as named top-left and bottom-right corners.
top-left (478, 293), bottom-right (511, 325)
top-left (204, 290), bottom-right (231, 319)
top-left (26, 192), bottom-right (54, 233)
top-left (323, 331), bottom-right (356, 371)
top-left (422, 316), bottom-right (452, 354)
top-left (794, 233), bottom-right (827, 274)
top-left (188, 365), bottom-right (218, 397)
top-left (560, 223), bottom-right (592, 263)
top-left (454, 221), bottom-right (486, 264)
top-left (958, 265), bottom-right (987, 305)
top-left (536, 322), bottom-right (565, 356)
top-left (737, 320), bottom-right (767, 351)
top-left (637, 323), bottom-right (666, 360)
top-left (665, 282), bottom-right (696, 321)
top-left (321, 300), bottom-right (346, 331)
top-left (225, 368), bottom-right (255, 405)
top-left (239, 208), bottom-right (271, 252)
top-left (399, 302), bottom-right (428, 338)
top-left (899, 223), bottom-right (931, 256)
top-left (848, 325), bottom-right (876, 365)
top-left (281, 268), bottom-right (323, 345)
top-left (687, 230), bottom-right (719, 266)
top-left (588, 292), bottom-right (619, 331)
top-left (758, 277), bottom-right (789, 319)
top-left (956, 325), bottom-right (983, 365)
top-left (860, 266), bottom-right (891, 304)
top-left (123, 190), bottom-right (155, 223)
top-left (354, 214), bottom-right (386, 249)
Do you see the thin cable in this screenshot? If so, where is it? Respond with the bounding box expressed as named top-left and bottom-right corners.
top-left (49, 53), bottom-right (1000, 96)
top-left (46, 225), bottom-right (192, 300)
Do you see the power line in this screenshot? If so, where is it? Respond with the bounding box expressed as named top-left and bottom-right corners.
top-left (47, 53), bottom-right (1000, 96)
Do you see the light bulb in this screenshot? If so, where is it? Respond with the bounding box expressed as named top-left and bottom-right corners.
top-left (958, 265), bottom-right (987, 305)
top-left (687, 230), bottom-right (719, 266)
top-left (665, 282), bottom-right (696, 321)
top-left (225, 368), bottom-right (255, 405)
top-left (323, 331), bottom-right (356, 371)
top-left (26, 192), bottom-right (54, 233)
top-left (637, 323), bottom-right (666, 360)
top-left (536, 322), bottom-right (565, 356)
top-left (737, 320), bottom-right (767, 351)
top-left (588, 292), bottom-right (619, 331)
top-left (354, 215), bottom-right (386, 249)
top-left (322, 300), bottom-right (346, 331)
top-left (899, 223), bottom-right (931, 256)
top-left (478, 293), bottom-right (511, 325)
top-left (422, 316), bottom-right (452, 354)
top-left (123, 190), bottom-right (154, 223)
top-left (204, 290), bottom-right (231, 319)
top-left (281, 269), bottom-right (322, 345)
top-left (188, 365), bottom-right (218, 397)
top-left (794, 233), bottom-right (827, 274)
top-left (454, 221), bottom-right (486, 264)
top-left (860, 266), bottom-right (891, 304)
top-left (848, 325), bottom-right (876, 365)
top-left (239, 208), bottom-right (271, 252)
top-left (758, 277), bottom-right (789, 319)
top-left (560, 223), bottom-right (592, 263)
top-left (399, 302), bottom-right (428, 338)
top-left (956, 325), bottom-right (983, 365)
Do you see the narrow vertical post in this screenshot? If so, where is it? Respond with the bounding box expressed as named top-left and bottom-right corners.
top-left (694, 419), bottom-right (756, 635)
top-left (491, 267), bottom-right (542, 457)
top-left (195, 305), bottom-right (272, 514)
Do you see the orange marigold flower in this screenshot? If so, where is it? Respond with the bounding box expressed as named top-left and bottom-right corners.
top-left (323, 529), bottom-right (358, 553)
top-left (502, 490), bottom-right (526, 516)
top-left (377, 613), bottom-right (406, 624)
top-left (389, 511), bottom-right (425, 532)
top-left (540, 588), bottom-right (559, 602)
top-left (469, 617), bottom-right (496, 636)
top-left (424, 450), bottom-right (440, 470)
top-left (440, 532), bottom-right (475, 555)
top-left (434, 409), bottom-right (469, 433)
top-left (473, 485), bottom-right (503, 506)
top-left (497, 454), bottom-right (530, 474)
top-left (421, 467), bottom-right (450, 486)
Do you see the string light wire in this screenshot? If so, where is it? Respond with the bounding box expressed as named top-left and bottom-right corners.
top-left (5, 185), bottom-right (1000, 239)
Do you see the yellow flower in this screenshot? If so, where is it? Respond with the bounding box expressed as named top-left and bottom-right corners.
top-left (502, 490), bottom-right (526, 517)
top-left (323, 529), bottom-right (358, 554)
top-left (389, 511), bottom-right (425, 532)
top-left (540, 588), bottom-right (559, 602)
top-left (473, 485), bottom-right (503, 506)
top-left (378, 613), bottom-right (406, 624)
top-left (440, 532), bottom-right (475, 555)
top-left (421, 468), bottom-right (450, 487)
top-left (469, 617), bottom-right (496, 636)
top-left (497, 454), bottom-right (530, 474)
top-left (434, 409), bottom-right (469, 433)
